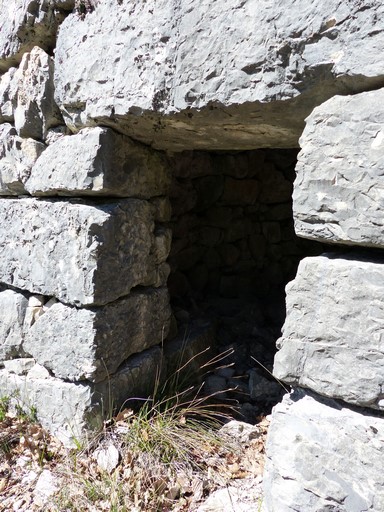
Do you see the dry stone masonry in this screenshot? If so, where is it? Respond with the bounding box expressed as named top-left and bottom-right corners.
top-left (1, 0), bottom-right (384, 510)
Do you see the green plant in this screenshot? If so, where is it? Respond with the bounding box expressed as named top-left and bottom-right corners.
top-left (15, 403), bottom-right (38, 423)
top-left (0, 395), bottom-right (10, 421)
top-left (53, 349), bottom-right (238, 511)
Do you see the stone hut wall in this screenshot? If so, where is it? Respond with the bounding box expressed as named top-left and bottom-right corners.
top-left (1, 1), bottom-right (384, 510)
top-left (168, 149), bottom-right (302, 302)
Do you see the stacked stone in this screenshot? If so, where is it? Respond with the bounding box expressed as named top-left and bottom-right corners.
top-left (0, 1), bottom-right (172, 444)
top-left (263, 89), bottom-right (384, 510)
top-left (168, 149), bottom-right (317, 301)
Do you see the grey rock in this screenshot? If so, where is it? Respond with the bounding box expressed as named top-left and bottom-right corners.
top-left (3, 358), bottom-right (35, 375)
top-left (94, 444), bottom-right (120, 474)
top-left (204, 375), bottom-right (228, 399)
top-left (0, 47), bottom-right (62, 140)
top-left (0, 367), bottom-right (103, 446)
top-left (150, 196), bottom-right (172, 223)
top-left (248, 369), bottom-right (283, 402)
top-left (27, 363), bottom-right (50, 379)
top-left (26, 127), bottom-right (171, 197)
top-left (263, 390), bottom-right (384, 512)
top-left (198, 477), bottom-right (263, 512)
top-left (101, 346), bottom-right (165, 410)
top-left (274, 254), bottom-right (384, 409)
top-left (24, 288), bottom-right (171, 382)
top-left (33, 470), bottom-right (59, 507)
top-left (0, 123), bottom-right (45, 195)
top-left (0, 345), bottom-right (165, 446)
top-left (294, 88), bottom-right (384, 248)
top-left (0, 67), bottom-right (18, 121)
top-left (55, 0), bottom-right (384, 150)
top-left (219, 420), bottom-right (261, 445)
top-left (0, 288), bottom-right (29, 361)
top-left (0, 0), bottom-right (71, 73)
top-left (0, 197), bottom-right (166, 306)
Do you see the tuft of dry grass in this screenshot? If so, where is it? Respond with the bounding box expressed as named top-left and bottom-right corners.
top-left (0, 349), bottom-right (269, 511)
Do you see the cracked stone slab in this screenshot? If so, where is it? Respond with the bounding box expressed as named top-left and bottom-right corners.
top-left (26, 126), bottom-right (171, 197)
top-left (54, 0), bottom-right (384, 150)
top-left (294, 88), bottom-right (384, 248)
top-left (0, 197), bottom-right (168, 306)
top-left (24, 287), bottom-right (171, 382)
top-left (274, 254), bottom-right (384, 410)
top-left (263, 390), bottom-right (384, 512)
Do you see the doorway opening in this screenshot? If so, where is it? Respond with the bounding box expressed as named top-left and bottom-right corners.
top-left (167, 149), bottom-right (323, 420)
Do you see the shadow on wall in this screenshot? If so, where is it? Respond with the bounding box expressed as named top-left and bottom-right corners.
top-left (167, 148), bottom-right (324, 418)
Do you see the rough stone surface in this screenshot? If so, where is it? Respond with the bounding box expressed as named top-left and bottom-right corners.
top-left (274, 254), bottom-right (384, 409)
top-left (294, 88), bottom-right (384, 248)
top-left (263, 390), bottom-right (384, 512)
top-left (100, 346), bottom-right (165, 412)
top-left (0, 367), bottom-right (103, 445)
top-left (0, 288), bottom-right (28, 360)
top-left (3, 358), bottom-right (35, 375)
top-left (55, 0), bottom-right (384, 150)
top-left (0, 345), bottom-right (164, 446)
top-left (0, 0), bottom-right (72, 73)
top-left (0, 123), bottom-right (45, 195)
top-left (0, 47), bottom-right (63, 140)
top-left (26, 127), bottom-right (171, 197)
top-left (24, 287), bottom-right (171, 382)
top-left (0, 198), bottom-right (166, 306)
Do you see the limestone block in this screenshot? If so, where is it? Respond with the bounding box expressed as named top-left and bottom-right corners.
top-left (274, 254), bottom-right (384, 409)
top-left (0, 197), bottom-right (166, 306)
top-left (0, 0), bottom-right (71, 73)
top-left (55, 0), bottom-right (384, 150)
top-left (3, 358), bottom-right (35, 375)
top-left (0, 288), bottom-right (29, 360)
top-left (26, 127), bottom-right (171, 197)
top-left (294, 88), bottom-right (384, 248)
top-left (24, 288), bottom-right (171, 382)
top-left (101, 346), bottom-right (165, 411)
top-left (0, 67), bottom-right (17, 121)
top-left (0, 123), bottom-right (45, 195)
top-left (0, 47), bottom-right (62, 140)
top-left (0, 367), bottom-right (102, 446)
top-left (263, 390), bottom-right (384, 512)
top-left (0, 345), bottom-right (164, 446)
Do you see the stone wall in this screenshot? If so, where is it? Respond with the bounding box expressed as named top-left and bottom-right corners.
top-left (263, 89), bottom-right (384, 511)
top-left (169, 149), bottom-right (302, 302)
top-left (1, 0), bottom-right (384, 509)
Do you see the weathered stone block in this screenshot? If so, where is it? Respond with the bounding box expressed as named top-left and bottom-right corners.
top-left (24, 288), bottom-right (171, 382)
top-left (0, 367), bottom-right (102, 446)
top-left (0, 288), bottom-right (28, 360)
top-left (0, 345), bottom-right (163, 446)
top-left (0, 47), bottom-right (62, 140)
top-left (0, 197), bottom-right (166, 306)
top-left (263, 390), bottom-right (384, 512)
top-left (0, 123), bottom-right (45, 195)
top-left (55, 0), bottom-right (384, 150)
top-left (0, 0), bottom-right (72, 73)
top-left (294, 88), bottom-right (384, 248)
top-left (26, 127), bottom-right (171, 197)
top-left (274, 254), bottom-right (384, 409)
